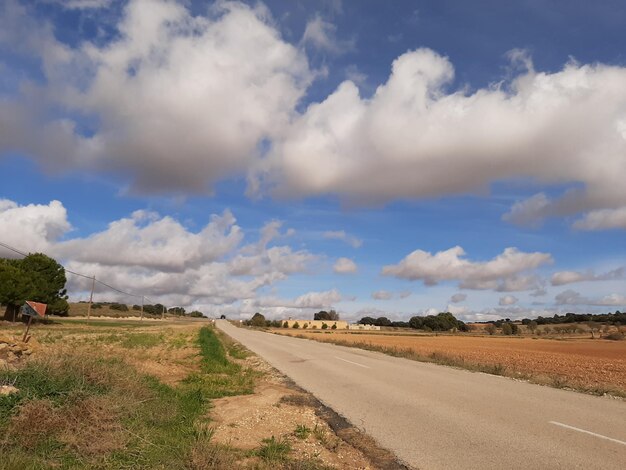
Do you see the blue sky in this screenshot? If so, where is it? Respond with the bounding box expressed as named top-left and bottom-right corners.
top-left (1, 0), bottom-right (625, 321)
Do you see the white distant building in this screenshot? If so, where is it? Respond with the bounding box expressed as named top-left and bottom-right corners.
top-left (347, 324), bottom-right (381, 331)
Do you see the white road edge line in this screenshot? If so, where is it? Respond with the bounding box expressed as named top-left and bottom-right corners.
top-left (549, 421), bottom-right (626, 446)
top-left (334, 356), bottom-right (371, 369)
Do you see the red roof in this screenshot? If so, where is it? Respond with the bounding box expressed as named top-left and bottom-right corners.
top-left (25, 301), bottom-right (47, 317)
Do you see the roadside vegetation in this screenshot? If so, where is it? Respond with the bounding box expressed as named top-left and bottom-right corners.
top-left (0, 321), bottom-right (351, 469)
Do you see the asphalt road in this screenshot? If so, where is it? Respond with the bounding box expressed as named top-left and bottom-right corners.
top-left (216, 321), bottom-right (626, 469)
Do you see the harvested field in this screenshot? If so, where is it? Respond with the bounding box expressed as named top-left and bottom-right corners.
top-left (275, 330), bottom-right (626, 395)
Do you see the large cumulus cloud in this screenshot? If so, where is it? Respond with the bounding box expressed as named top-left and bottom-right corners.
top-left (254, 48), bottom-right (626, 225)
top-left (0, 198), bottom-right (325, 315)
top-left (0, 0), bottom-right (311, 192)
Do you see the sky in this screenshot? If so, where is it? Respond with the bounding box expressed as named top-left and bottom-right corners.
top-left (1, 0), bottom-right (625, 322)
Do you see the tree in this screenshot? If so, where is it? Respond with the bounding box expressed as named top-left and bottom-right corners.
top-left (292, 321), bottom-right (300, 329)
top-left (501, 323), bottom-right (513, 335)
top-left (375, 317), bottom-right (392, 327)
top-left (0, 261), bottom-right (32, 320)
top-left (189, 310), bottom-right (204, 318)
top-left (249, 312), bottom-right (266, 327)
top-left (169, 307), bottom-right (186, 316)
top-left (359, 316), bottom-right (376, 325)
top-left (321, 323), bottom-right (328, 329)
top-left (485, 323), bottom-right (497, 335)
top-left (328, 309), bottom-right (339, 320)
top-left (527, 320), bottom-right (538, 334)
top-left (314, 311), bottom-right (330, 320)
top-left (1, 253), bottom-right (68, 320)
top-left (282, 321), bottom-right (289, 328)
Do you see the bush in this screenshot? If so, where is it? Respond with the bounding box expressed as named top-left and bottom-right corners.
top-left (292, 322), bottom-right (300, 329)
top-left (302, 323), bottom-right (308, 329)
top-left (605, 331), bottom-right (625, 341)
top-left (282, 321), bottom-right (289, 328)
top-left (331, 323), bottom-right (337, 330)
top-left (110, 303), bottom-right (129, 312)
top-left (502, 323), bottom-right (513, 335)
top-left (321, 323), bottom-right (328, 330)
top-left (249, 312), bottom-right (266, 327)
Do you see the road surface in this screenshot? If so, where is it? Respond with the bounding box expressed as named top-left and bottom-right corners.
top-left (216, 321), bottom-right (626, 469)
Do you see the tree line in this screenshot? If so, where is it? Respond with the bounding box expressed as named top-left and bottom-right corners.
top-left (359, 312), bottom-right (469, 332)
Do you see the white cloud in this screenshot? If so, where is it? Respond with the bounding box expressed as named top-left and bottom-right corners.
top-left (1, 0), bottom-right (312, 193)
top-left (498, 295), bottom-right (519, 306)
top-left (0, 198), bottom-right (322, 311)
top-left (301, 14), bottom-right (353, 54)
top-left (555, 289), bottom-right (626, 307)
top-left (371, 290), bottom-right (392, 300)
top-left (56, 209), bottom-right (242, 272)
top-left (238, 289), bottom-right (343, 319)
top-left (256, 48), bottom-right (626, 224)
top-left (572, 207), bottom-right (626, 231)
top-left (0, 199), bottom-right (71, 256)
top-left (382, 246), bottom-right (552, 291)
top-left (399, 290), bottom-right (412, 299)
top-left (333, 257), bottom-right (357, 274)
top-left (322, 230), bottom-right (362, 248)
top-left (551, 268), bottom-right (624, 286)
top-left (450, 293), bottom-right (467, 303)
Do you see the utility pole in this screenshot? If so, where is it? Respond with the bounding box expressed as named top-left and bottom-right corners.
top-left (86, 275), bottom-right (96, 321)
top-left (140, 296), bottom-right (144, 322)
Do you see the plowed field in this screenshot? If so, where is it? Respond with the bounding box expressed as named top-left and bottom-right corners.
top-left (277, 331), bottom-right (626, 394)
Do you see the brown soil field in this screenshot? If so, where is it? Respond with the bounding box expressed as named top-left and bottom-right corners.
top-left (276, 330), bottom-right (626, 395)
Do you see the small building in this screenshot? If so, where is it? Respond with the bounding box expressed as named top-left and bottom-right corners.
top-left (281, 319), bottom-right (348, 330)
top-left (347, 324), bottom-right (381, 331)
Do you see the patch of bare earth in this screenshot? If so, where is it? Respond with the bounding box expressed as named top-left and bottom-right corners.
top-left (210, 354), bottom-right (406, 470)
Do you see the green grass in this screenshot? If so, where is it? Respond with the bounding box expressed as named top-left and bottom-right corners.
top-left (294, 424), bottom-right (312, 440)
top-left (255, 436), bottom-right (291, 462)
top-left (183, 326), bottom-right (256, 398)
top-left (0, 325), bottom-right (255, 469)
top-left (120, 332), bottom-right (164, 348)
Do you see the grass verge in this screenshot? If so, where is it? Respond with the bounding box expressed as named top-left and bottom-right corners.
top-left (0, 326), bottom-right (251, 469)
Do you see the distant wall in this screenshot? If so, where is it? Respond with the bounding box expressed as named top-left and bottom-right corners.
top-left (347, 324), bottom-right (381, 331)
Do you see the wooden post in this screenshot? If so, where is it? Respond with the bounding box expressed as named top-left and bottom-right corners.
top-left (86, 275), bottom-right (96, 321)
top-left (22, 316), bottom-right (33, 342)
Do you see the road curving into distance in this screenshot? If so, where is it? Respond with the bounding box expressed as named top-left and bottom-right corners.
top-left (216, 321), bottom-right (626, 470)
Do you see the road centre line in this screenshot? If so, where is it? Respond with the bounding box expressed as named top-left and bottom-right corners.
top-left (334, 356), bottom-right (371, 369)
top-left (549, 421), bottom-right (626, 446)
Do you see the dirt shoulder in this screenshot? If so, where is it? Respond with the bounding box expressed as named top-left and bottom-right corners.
top-left (211, 334), bottom-right (409, 470)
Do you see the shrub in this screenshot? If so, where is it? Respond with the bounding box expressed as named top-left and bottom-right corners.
top-left (331, 323), bottom-right (337, 330)
top-left (302, 323), bottom-right (308, 329)
top-left (292, 322), bottom-right (300, 329)
top-left (109, 303), bottom-right (129, 312)
top-left (321, 323), bottom-right (328, 330)
top-left (282, 321), bottom-right (289, 328)
top-left (501, 323), bottom-right (513, 335)
top-left (605, 331), bottom-right (625, 341)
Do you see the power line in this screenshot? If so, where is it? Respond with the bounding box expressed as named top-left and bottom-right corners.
top-left (0, 240), bottom-right (147, 300)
